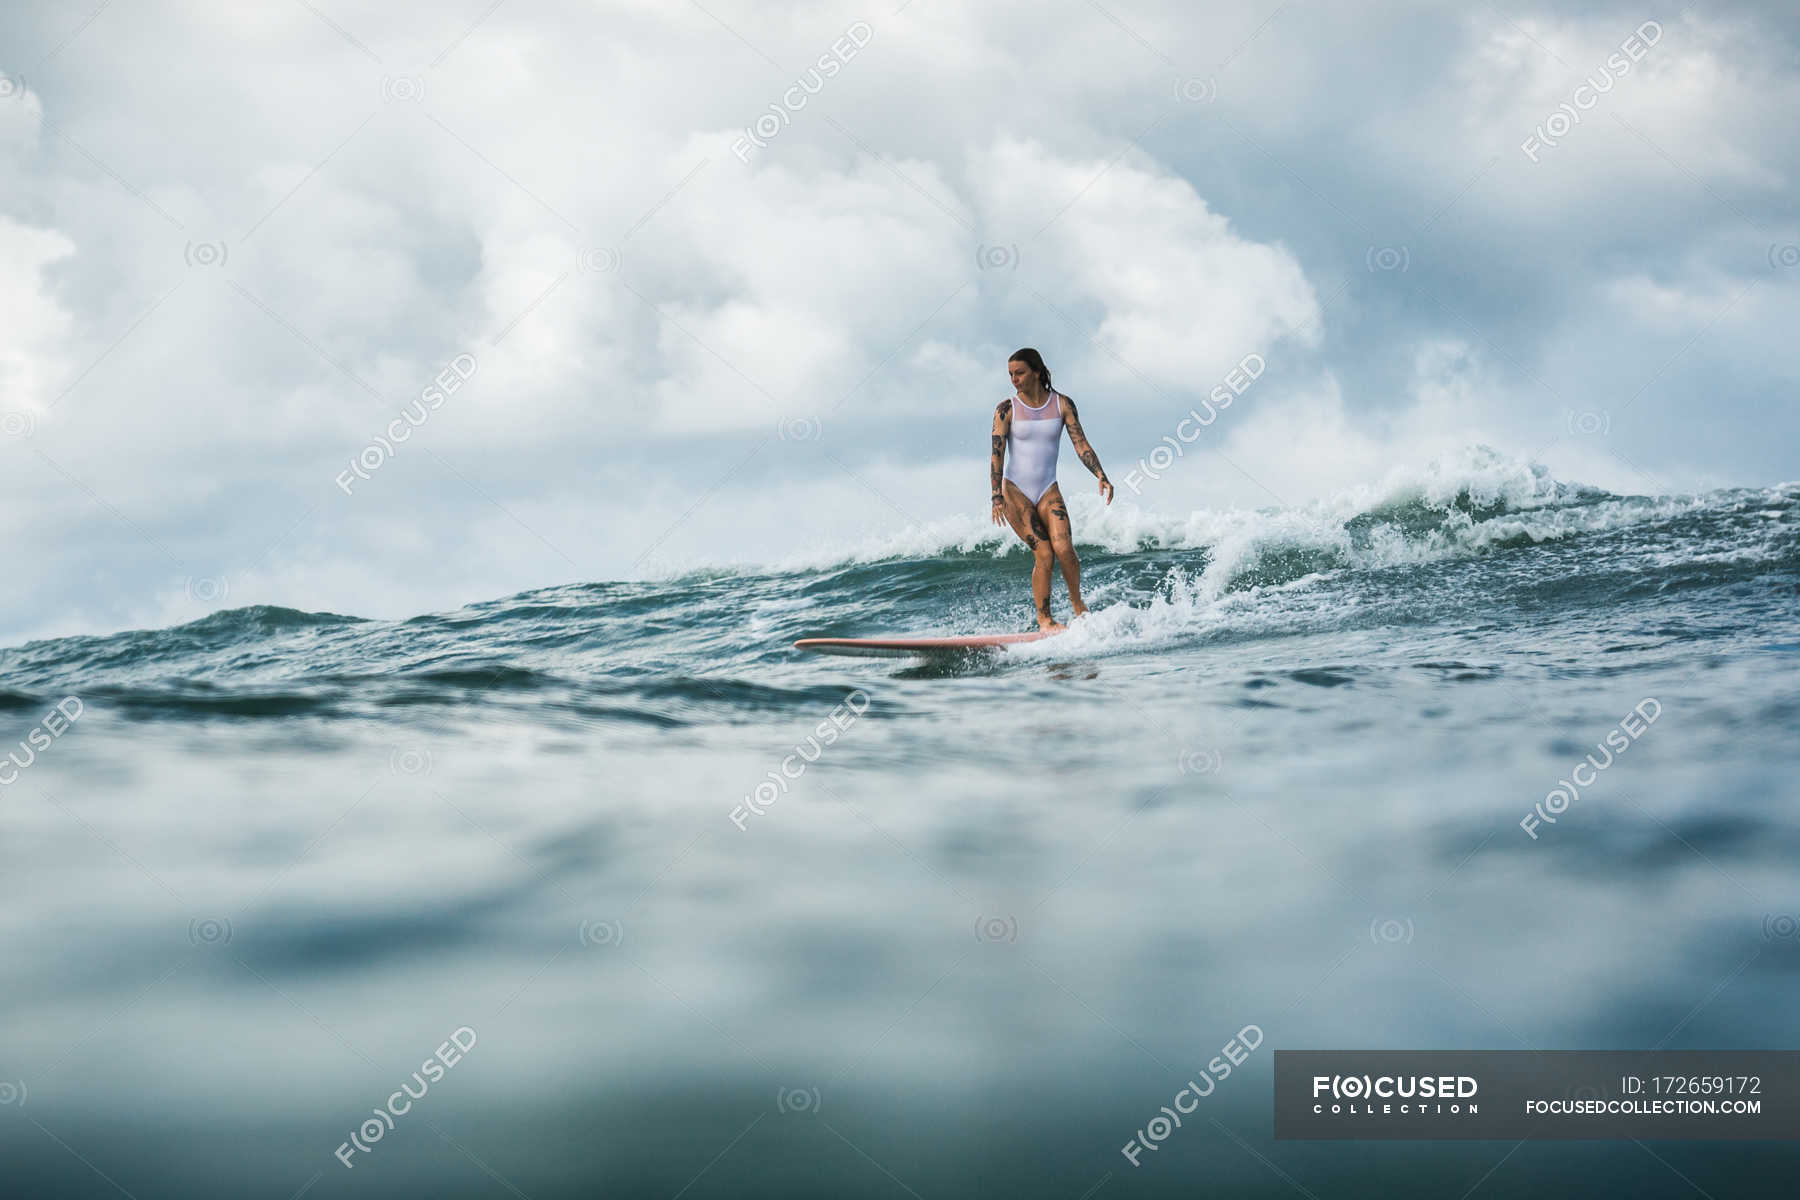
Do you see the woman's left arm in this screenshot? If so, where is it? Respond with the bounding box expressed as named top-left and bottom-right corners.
top-left (1060, 396), bottom-right (1114, 504)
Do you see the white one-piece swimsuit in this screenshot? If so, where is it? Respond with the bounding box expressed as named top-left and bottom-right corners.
top-left (1002, 390), bottom-right (1065, 504)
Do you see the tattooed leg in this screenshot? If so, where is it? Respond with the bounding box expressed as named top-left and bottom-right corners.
top-left (1038, 484), bottom-right (1086, 616)
top-left (1030, 539), bottom-right (1059, 630)
top-left (1001, 480), bottom-right (1062, 630)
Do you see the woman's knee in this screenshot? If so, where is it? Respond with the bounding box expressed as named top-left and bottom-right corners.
top-left (1049, 535), bottom-right (1077, 560)
top-left (1031, 542), bottom-right (1056, 567)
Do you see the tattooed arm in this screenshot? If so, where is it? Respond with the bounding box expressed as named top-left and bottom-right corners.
top-left (990, 398), bottom-right (1011, 525)
top-left (1059, 395), bottom-right (1114, 504)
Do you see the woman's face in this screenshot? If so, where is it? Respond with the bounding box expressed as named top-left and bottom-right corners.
top-left (1008, 359), bottom-right (1034, 391)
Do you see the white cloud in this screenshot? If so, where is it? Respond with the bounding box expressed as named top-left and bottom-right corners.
top-left (0, 214), bottom-right (76, 414)
top-left (969, 136), bottom-right (1322, 392)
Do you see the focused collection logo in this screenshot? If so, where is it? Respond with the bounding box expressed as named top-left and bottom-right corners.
top-left (1311, 1073), bottom-right (1480, 1117)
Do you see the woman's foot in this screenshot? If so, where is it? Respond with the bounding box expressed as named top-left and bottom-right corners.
top-left (1037, 616), bottom-right (1067, 632)
top-left (1070, 602), bottom-right (1089, 619)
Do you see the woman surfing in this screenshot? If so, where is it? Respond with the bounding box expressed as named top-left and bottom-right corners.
top-left (990, 348), bottom-right (1114, 631)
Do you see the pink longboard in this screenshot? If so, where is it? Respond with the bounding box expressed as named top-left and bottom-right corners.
top-left (794, 630), bottom-right (1061, 658)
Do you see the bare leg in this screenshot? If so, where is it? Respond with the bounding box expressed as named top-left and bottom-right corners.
top-left (1001, 480), bottom-right (1064, 631)
top-left (1037, 484), bottom-right (1087, 616)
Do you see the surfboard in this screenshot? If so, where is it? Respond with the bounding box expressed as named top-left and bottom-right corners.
top-left (794, 630), bottom-right (1061, 658)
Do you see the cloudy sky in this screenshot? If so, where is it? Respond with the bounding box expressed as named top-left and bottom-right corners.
top-left (3, 0), bottom-right (1796, 643)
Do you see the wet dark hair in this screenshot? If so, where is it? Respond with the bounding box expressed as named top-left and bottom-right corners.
top-left (1008, 347), bottom-right (1052, 391)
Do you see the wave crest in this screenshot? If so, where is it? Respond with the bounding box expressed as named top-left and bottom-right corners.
top-left (766, 446), bottom-right (1683, 598)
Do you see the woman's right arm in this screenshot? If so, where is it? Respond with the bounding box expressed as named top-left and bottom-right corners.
top-left (990, 400), bottom-right (1010, 525)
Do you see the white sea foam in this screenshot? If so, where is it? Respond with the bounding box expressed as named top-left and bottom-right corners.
top-left (650, 449), bottom-right (1787, 661)
top-left (768, 446), bottom-right (1702, 595)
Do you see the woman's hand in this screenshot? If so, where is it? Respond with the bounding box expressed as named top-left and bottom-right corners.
top-left (991, 497), bottom-right (1006, 526)
top-left (1098, 475), bottom-right (1114, 505)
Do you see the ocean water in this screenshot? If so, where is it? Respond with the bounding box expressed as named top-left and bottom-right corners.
top-left (3, 448), bottom-right (1798, 1198)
